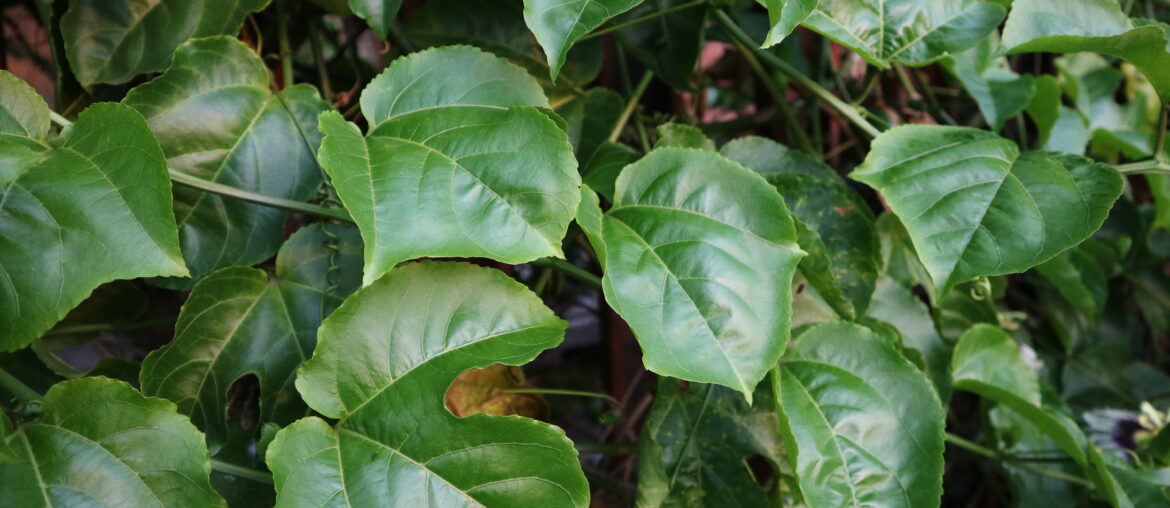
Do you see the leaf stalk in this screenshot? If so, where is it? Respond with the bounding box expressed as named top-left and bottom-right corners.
top-left (579, 0), bottom-right (707, 42)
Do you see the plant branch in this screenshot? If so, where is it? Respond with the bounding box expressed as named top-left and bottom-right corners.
top-left (529, 258), bottom-right (603, 288)
top-left (609, 70), bottom-right (654, 144)
top-left (1115, 159), bottom-right (1170, 175)
top-left (0, 366), bottom-right (42, 403)
top-left (714, 10), bottom-right (883, 139)
top-left (1156, 102), bottom-right (1169, 158)
top-left (49, 110), bottom-right (71, 128)
top-left (42, 317), bottom-right (178, 337)
top-left (738, 43), bottom-right (817, 155)
top-left (169, 170), bottom-right (354, 223)
top-left (945, 433), bottom-right (1094, 489)
top-left (503, 388), bottom-right (618, 404)
top-left (580, 0), bottom-right (707, 42)
top-left (275, 0), bottom-right (294, 89)
top-left (307, 18), bottom-right (333, 102)
top-left (210, 458), bottom-right (274, 484)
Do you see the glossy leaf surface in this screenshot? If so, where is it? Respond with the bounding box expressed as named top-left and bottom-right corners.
top-left (523, 0), bottom-right (645, 77)
top-left (0, 377), bottom-right (224, 507)
top-left (317, 46), bottom-right (580, 285)
top-left (760, 0), bottom-right (818, 48)
top-left (123, 36), bottom-right (331, 283)
top-left (140, 224), bottom-right (362, 451)
top-left (597, 147), bottom-right (805, 399)
top-left (0, 102), bottom-right (187, 351)
top-left (267, 261), bottom-right (588, 507)
top-left (776, 322), bottom-right (946, 508)
top-left (850, 125), bottom-right (1122, 294)
top-left (61, 0), bottom-right (268, 87)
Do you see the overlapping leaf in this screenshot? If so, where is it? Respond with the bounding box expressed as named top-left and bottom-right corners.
top-left (1002, 0), bottom-right (1170, 102)
top-left (776, 322), bottom-right (946, 507)
top-left (348, 0), bottom-right (403, 39)
top-left (123, 36), bottom-right (330, 284)
top-left (867, 277), bottom-right (951, 399)
top-left (850, 125), bottom-right (1122, 295)
top-left (763, 0), bottom-right (1005, 67)
top-left (723, 136), bottom-right (879, 319)
top-left (943, 33), bottom-right (1036, 132)
top-left (266, 261), bottom-right (588, 507)
top-left (584, 147), bottom-right (805, 399)
top-left (616, 0), bottom-right (708, 90)
top-left (524, 0), bottom-right (646, 77)
top-left (0, 377), bottom-right (224, 506)
top-left (140, 223), bottom-right (362, 451)
top-left (637, 379), bottom-right (784, 506)
top-left (61, 0), bottom-right (268, 87)
top-left (0, 91), bottom-right (187, 351)
top-left (319, 46), bottom-right (580, 285)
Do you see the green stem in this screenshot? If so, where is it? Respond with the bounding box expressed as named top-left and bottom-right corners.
top-left (579, 0), bottom-right (706, 42)
top-left (714, 10), bottom-right (883, 139)
top-left (0, 367), bottom-right (42, 403)
top-left (1115, 159), bottom-right (1170, 175)
top-left (738, 43), bottom-right (817, 155)
top-left (210, 459), bottom-right (274, 485)
top-left (945, 433), bottom-right (1094, 489)
top-left (1155, 102), bottom-right (1169, 158)
top-left (608, 71), bottom-right (654, 144)
top-left (42, 317), bottom-right (178, 337)
top-left (575, 442), bottom-right (636, 455)
top-left (307, 19), bottom-right (333, 103)
top-left (48, 111), bottom-right (71, 128)
top-left (275, 0), bottom-right (294, 89)
top-left (169, 169), bottom-right (354, 223)
top-left (529, 258), bottom-right (603, 288)
top-left (502, 388), bottom-right (618, 404)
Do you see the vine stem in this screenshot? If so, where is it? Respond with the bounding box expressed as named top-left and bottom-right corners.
top-left (733, 35), bottom-right (817, 155)
top-left (275, 0), bottom-right (293, 89)
top-left (168, 169), bottom-right (354, 223)
top-left (530, 258), bottom-right (603, 288)
top-left (609, 70), bottom-right (654, 144)
top-left (210, 459), bottom-right (273, 484)
top-left (502, 388), bottom-right (618, 404)
top-left (714, 9), bottom-right (883, 139)
top-left (944, 433), bottom-right (1094, 489)
top-left (579, 0), bottom-right (707, 42)
top-left (0, 366), bottom-right (43, 403)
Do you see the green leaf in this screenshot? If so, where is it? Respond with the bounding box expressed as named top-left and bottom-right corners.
top-left (1, 102), bottom-right (187, 351)
top-left (60, 0), bottom-right (268, 87)
top-left (1034, 243), bottom-right (1108, 324)
top-left (655, 123), bottom-right (715, 150)
top-left (637, 378), bottom-right (784, 507)
top-left (1025, 75), bottom-right (1090, 155)
top-left (267, 261), bottom-right (588, 507)
top-left (348, 0), bottom-right (404, 39)
top-left (523, 0), bottom-right (646, 78)
top-left (1002, 0), bottom-right (1170, 102)
top-left (582, 141), bottom-right (640, 202)
top-left (0, 71), bottom-right (50, 141)
top-left (759, 0), bottom-right (818, 48)
top-left (595, 147), bottom-right (804, 399)
top-left (140, 223), bottom-right (362, 452)
top-left (318, 46), bottom-right (580, 285)
top-left (776, 322), bottom-right (946, 507)
top-left (942, 33), bottom-right (1036, 132)
top-left (936, 278), bottom-right (998, 341)
top-left (850, 125), bottom-right (1122, 295)
top-left (798, 0), bottom-right (1005, 68)
top-left (616, 0), bottom-right (709, 90)
top-left (0, 377), bottom-right (225, 506)
top-left (123, 36), bottom-right (331, 284)
top-left (867, 277), bottom-right (951, 400)
top-left (557, 88), bottom-right (625, 164)
top-left (723, 136), bottom-right (879, 319)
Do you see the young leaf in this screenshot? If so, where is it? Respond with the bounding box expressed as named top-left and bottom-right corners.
top-left (722, 136), bottom-right (880, 319)
top-left (1, 101), bottom-right (187, 351)
top-left (796, 0), bottom-right (1006, 68)
top-left (850, 125), bottom-right (1122, 295)
top-left (1002, 0), bottom-right (1170, 102)
top-left (0, 377), bottom-right (225, 506)
top-left (60, 0), bottom-right (268, 87)
top-left (595, 148), bottom-right (805, 400)
top-left (942, 33), bottom-right (1036, 132)
top-left (776, 322), bottom-right (946, 507)
top-left (637, 378), bottom-right (784, 506)
top-left (140, 223), bottom-right (362, 452)
top-left (523, 0), bottom-right (646, 78)
top-left (655, 123), bottom-right (716, 150)
top-left (267, 261), bottom-right (588, 506)
top-left (759, 0), bottom-right (818, 48)
top-left (123, 36), bottom-right (332, 284)
top-left (348, 0), bottom-right (404, 39)
top-left (317, 46), bottom-right (580, 285)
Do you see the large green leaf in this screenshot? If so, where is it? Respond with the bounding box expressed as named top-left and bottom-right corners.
top-left (123, 36), bottom-right (331, 284)
top-left (348, 0), bottom-right (404, 39)
top-left (637, 378), bottom-right (784, 507)
top-left (0, 71), bottom-right (50, 142)
top-left (141, 223), bottom-right (362, 452)
top-left (951, 325), bottom-right (1129, 506)
top-left (0, 101), bottom-right (187, 351)
top-left (318, 46), bottom-right (579, 285)
top-left (792, 0), bottom-right (1005, 68)
top-left (1002, 0), bottom-right (1170, 102)
top-left (60, 0), bottom-right (268, 87)
top-left (594, 147), bottom-right (805, 399)
top-left (776, 322), bottom-right (946, 507)
top-left (0, 377), bottom-right (224, 506)
top-left (850, 125), bottom-right (1122, 295)
top-left (266, 261), bottom-right (588, 506)
top-left (523, 0), bottom-right (645, 78)
top-left (942, 33), bottom-right (1036, 132)
top-left (722, 136), bottom-right (879, 319)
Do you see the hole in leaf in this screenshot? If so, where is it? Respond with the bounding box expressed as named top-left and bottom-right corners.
top-left (744, 454), bottom-right (775, 487)
top-left (226, 374), bottom-right (261, 432)
top-left (444, 364), bottom-right (549, 419)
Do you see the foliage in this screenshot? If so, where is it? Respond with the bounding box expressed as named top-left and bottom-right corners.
top-left (3, 0), bottom-right (1170, 506)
